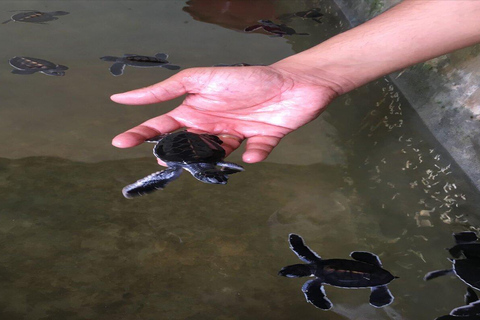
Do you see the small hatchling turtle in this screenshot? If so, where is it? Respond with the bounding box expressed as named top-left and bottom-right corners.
top-left (9, 56), bottom-right (68, 76)
top-left (122, 131), bottom-right (244, 198)
top-left (278, 8), bottom-right (323, 23)
top-left (100, 53), bottom-right (180, 76)
top-left (279, 234), bottom-right (397, 310)
top-left (244, 20), bottom-right (309, 37)
top-left (424, 231), bottom-right (480, 291)
top-left (435, 287), bottom-right (480, 320)
top-left (2, 10), bottom-right (69, 24)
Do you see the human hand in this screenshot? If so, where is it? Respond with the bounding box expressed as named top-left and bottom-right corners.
top-left (111, 63), bottom-right (342, 164)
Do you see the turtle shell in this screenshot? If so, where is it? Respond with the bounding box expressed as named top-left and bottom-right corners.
top-left (153, 131), bottom-right (225, 164)
top-left (124, 55), bottom-right (168, 66)
top-left (11, 11), bottom-right (55, 23)
top-left (454, 259), bottom-right (480, 290)
top-left (9, 56), bottom-right (57, 70)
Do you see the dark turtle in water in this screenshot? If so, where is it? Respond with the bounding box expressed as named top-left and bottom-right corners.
top-left (436, 287), bottom-right (480, 319)
top-left (278, 8), bottom-right (323, 23)
top-left (9, 56), bottom-right (68, 76)
top-left (2, 10), bottom-right (69, 24)
top-left (424, 231), bottom-right (480, 291)
top-left (122, 131), bottom-right (244, 198)
top-left (244, 20), bottom-right (309, 37)
top-left (279, 234), bottom-right (397, 310)
top-left (100, 53), bottom-right (180, 76)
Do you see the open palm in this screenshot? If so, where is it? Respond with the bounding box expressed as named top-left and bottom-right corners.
top-left (111, 65), bottom-right (338, 163)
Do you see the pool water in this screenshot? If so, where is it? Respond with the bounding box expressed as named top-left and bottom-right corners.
top-left (1, 1), bottom-right (479, 319)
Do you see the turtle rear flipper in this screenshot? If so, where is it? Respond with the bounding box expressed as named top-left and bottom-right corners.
top-left (369, 285), bottom-right (394, 308)
top-left (122, 167), bottom-right (183, 198)
top-left (41, 70), bottom-right (65, 76)
top-left (278, 264), bottom-right (313, 278)
top-left (350, 251), bottom-right (383, 267)
top-left (465, 287), bottom-right (479, 305)
top-left (424, 269), bottom-right (454, 281)
top-left (11, 69), bottom-right (36, 75)
top-left (302, 279), bottom-right (332, 310)
top-left (288, 234), bottom-right (321, 263)
top-left (161, 64), bottom-right (180, 70)
top-left (110, 62), bottom-right (126, 76)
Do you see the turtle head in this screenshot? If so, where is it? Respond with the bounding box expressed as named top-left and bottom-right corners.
top-left (193, 169), bottom-right (228, 184)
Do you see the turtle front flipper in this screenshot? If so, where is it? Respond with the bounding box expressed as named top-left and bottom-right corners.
top-left (369, 285), bottom-right (394, 308)
top-left (49, 11), bottom-right (69, 16)
top-left (161, 64), bottom-right (181, 70)
top-left (217, 161), bottom-right (244, 174)
top-left (244, 24), bottom-right (262, 32)
top-left (110, 62), bottom-right (126, 76)
top-left (301, 279), bottom-right (332, 310)
top-left (278, 264), bottom-right (313, 278)
top-left (288, 234), bottom-right (321, 263)
top-left (450, 299), bottom-right (480, 317)
top-left (122, 167), bottom-right (183, 198)
top-left (350, 251), bottom-right (383, 267)
top-left (424, 269), bottom-right (454, 281)
top-left (100, 56), bottom-right (119, 62)
top-left (2, 19), bottom-right (11, 24)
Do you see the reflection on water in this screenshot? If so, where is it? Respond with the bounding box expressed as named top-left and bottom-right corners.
top-left (1, 0), bottom-right (480, 319)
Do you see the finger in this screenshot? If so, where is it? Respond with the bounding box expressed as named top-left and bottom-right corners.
top-left (243, 135), bottom-right (281, 163)
top-left (110, 68), bottom-right (208, 105)
top-left (112, 114), bottom-right (181, 148)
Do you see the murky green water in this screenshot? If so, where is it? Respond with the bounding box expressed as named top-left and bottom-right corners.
top-left (1, 1), bottom-right (480, 319)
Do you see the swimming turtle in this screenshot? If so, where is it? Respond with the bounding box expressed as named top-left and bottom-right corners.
top-left (9, 56), bottom-right (68, 76)
top-left (435, 287), bottom-right (480, 319)
top-left (278, 234), bottom-right (397, 310)
top-left (122, 131), bottom-right (244, 198)
top-left (278, 8), bottom-right (323, 23)
top-left (447, 231), bottom-right (480, 259)
top-left (2, 10), bottom-right (69, 24)
top-left (244, 20), bottom-right (309, 37)
top-left (100, 53), bottom-right (180, 76)
top-left (424, 231), bottom-right (480, 291)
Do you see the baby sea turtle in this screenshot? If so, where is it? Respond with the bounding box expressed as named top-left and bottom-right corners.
top-left (279, 234), bottom-right (397, 310)
top-left (122, 131), bottom-right (244, 198)
top-left (278, 8), bottom-right (323, 23)
top-left (9, 56), bottom-right (68, 76)
top-left (435, 287), bottom-right (480, 320)
top-left (244, 20), bottom-right (309, 37)
top-left (100, 53), bottom-right (180, 76)
top-left (2, 10), bottom-right (69, 24)
top-left (424, 231), bottom-right (480, 291)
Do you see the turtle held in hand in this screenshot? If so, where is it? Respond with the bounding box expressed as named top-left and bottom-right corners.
top-left (122, 131), bottom-right (244, 198)
top-left (279, 234), bottom-right (397, 310)
top-left (100, 53), bottom-right (180, 76)
top-left (9, 56), bottom-right (68, 76)
top-left (2, 10), bottom-right (69, 24)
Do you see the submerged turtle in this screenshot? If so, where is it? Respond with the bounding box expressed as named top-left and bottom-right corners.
top-left (9, 56), bottom-right (68, 76)
top-left (244, 20), bottom-right (309, 37)
top-left (2, 10), bottom-right (69, 24)
top-left (122, 131), bottom-right (244, 198)
top-left (278, 8), bottom-right (323, 23)
top-left (436, 287), bottom-right (480, 320)
top-left (448, 231), bottom-right (480, 259)
top-left (100, 53), bottom-right (180, 76)
top-left (424, 231), bottom-right (480, 291)
top-left (279, 234), bottom-right (397, 310)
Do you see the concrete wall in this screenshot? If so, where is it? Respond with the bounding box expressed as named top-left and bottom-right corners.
top-left (334, 0), bottom-right (480, 191)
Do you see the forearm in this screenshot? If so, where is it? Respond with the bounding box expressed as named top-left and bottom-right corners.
top-left (274, 0), bottom-right (480, 95)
